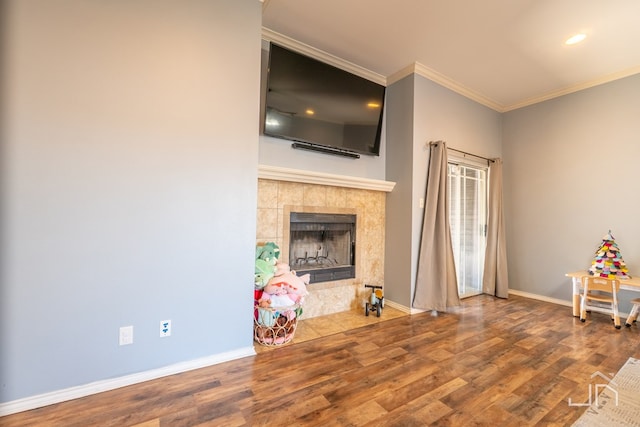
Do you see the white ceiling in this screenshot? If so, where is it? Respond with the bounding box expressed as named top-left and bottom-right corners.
top-left (261, 0), bottom-right (640, 112)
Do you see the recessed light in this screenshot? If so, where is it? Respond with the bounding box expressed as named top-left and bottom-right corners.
top-left (565, 33), bottom-right (587, 45)
top-left (367, 102), bottom-right (381, 108)
top-left (305, 109), bottom-right (315, 115)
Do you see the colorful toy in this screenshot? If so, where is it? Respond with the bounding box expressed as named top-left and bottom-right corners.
top-left (253, 242), bottom-right (308, 346)
top-left (256, 241), bottom-right (280, 262)
top-left (588, 231), bottom-right (630, 279)
top-left (255, 242), bottom-right (281, 289)
top-left (260, 271), bottom-right (310, 307)
top-left (274, 261), bottom-right (291, 276)
top-left (255, 258), bottom-right (276, 289)
top-left (364, 284), bottom-right (384, 317)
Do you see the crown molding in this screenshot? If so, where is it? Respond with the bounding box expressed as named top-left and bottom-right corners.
top-left (258, 165), bottom-right (396, 192)
top-left (503, 66), bottom-right (640, 112)
top-left (387, 62), bottom-right (504, 112)
top-left (262, 30), bottom-right (640, 113)
top-left (371, 62), bottom-right (640, 113)
top-left (387, 62), bottom-right (640, 112)
top-left (385, 63), bottom-right (415, 86)
top-left (415, 62), bottom-right (503, 112)
top-left (261, 28), bottom-right (387, 86)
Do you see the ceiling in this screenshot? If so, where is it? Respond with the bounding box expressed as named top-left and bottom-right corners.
top-left (261, 0), bottom-right (640, 112)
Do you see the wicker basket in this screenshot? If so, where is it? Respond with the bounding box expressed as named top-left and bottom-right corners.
top-left (253, 304), bottom-right (300, 346)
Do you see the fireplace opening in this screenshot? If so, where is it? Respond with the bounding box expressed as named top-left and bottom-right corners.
top-left (289, 212), bottom-right (356, 283)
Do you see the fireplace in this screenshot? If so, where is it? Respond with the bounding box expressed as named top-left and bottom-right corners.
top-left (257, 174), bottom-right (391, 318)
top-left (289, 212), bottom-right (356, 283)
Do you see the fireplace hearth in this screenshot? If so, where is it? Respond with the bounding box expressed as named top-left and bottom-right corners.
top-left (289, 212), bottom-right (356, 283)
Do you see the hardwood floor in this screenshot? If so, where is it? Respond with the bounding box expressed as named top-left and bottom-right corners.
top-left (3, 294), bottom-right (640, 426)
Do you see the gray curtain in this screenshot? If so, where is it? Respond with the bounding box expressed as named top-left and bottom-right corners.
top-left (482, 159), bottom-right (509, 298)
top-left (413, 141), bottom-right (461, 312)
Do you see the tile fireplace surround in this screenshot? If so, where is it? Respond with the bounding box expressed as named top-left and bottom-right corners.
top-left (256, 165), bottom-right (395, 319)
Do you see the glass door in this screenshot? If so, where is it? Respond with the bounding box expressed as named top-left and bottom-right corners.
top-left (448, 162), bottom-right (487, 298)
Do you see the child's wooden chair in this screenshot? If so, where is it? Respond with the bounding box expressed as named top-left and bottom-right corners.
top-left (580, 276), bottom-right (621, 329)
top-left (625, 297), bottom-right (640, 327)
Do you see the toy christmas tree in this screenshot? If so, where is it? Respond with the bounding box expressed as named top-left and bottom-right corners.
top-left (588, 230), bottom-right (630, 279)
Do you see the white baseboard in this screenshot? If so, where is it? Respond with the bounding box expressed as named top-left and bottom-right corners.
top-left (383, 299), bottom-right (408, 313)
top-left (0, 346), bottom-right (256, 417)
top-left (508, 289), bottom-right (630, 317)
top-left (383, 292), bottom-right (629, 318)
top-left (508, 289), bottom-right (573, 307)
top-left (384, 299), bottom-right (426, 315)
top-left (2, 290), bottom-right (626, 417)
top-left (390, 291), bottom-right (576, 313)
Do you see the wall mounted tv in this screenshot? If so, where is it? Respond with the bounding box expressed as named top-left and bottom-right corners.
top-left (263, 43), bottom-right (386, 157)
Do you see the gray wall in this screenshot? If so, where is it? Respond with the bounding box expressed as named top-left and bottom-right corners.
top-left (3, 0), bottom-right (638, 407)
top-left (384, 75), bottom-right (415, 306)
top-left (503, 74), bottom-right (640, 310)
top-left (1, 0), bottom-right (261, 403)
top-left (385, 74), bottom-right (502, 307)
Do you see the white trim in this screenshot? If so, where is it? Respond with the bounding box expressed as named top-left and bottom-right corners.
top-left (384, 299), bottom-right (427, 315)
top-left (504, 66), bottom-right (640, 112)
top-left (509, 289), bottom-right (630, 318)
top-left (385, 63), bottom-right (415, 87)
top-left (261, 28), bottom-right (386, 86)
top-left (261, 30), bottom-right (640, 114)
top-left (0, 346), bottom-right (256, 417)
top-left (258, 165), bottom-right (396, 192)
top-left (447, 151), bottom-right (490, 170)
top-left (413, 62), bottom-right (504, 112)
top-left (387, 62), bottom-right (504, 112)
top-left (384, 299), bottom-right (410, 314)
top-left (384, 62), bottom-right (640, 113)
top-left (508, 289), bottom-right (572, 307)
top-left (392, 290), bottom-right (614, 315)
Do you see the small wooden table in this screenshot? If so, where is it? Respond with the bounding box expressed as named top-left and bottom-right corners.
top-left (566, 271), bottom-right (640, 317)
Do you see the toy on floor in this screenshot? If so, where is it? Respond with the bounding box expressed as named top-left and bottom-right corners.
top-left (364, 284), bottom-right (384, 317)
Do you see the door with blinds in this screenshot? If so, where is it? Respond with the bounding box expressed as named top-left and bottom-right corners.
top-left (448, 161), bottom-right (487, 298)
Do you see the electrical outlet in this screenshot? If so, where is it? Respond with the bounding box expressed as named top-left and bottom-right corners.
top-left (119, 325), bottom-right (133, 346)
top-left (160, 320), bottom-right (171, 337)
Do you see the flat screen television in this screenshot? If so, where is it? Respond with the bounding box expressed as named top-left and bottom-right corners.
top-left (263, 43), bottom-right (386, 157)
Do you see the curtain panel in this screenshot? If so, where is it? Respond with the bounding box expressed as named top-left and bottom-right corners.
top-left (413, 141), bottom-right (461, 312)
top-left (482, 159), bottom-right (509, 298)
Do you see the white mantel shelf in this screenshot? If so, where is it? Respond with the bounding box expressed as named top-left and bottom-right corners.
top-left (258, 165), bottom-right (396, 192)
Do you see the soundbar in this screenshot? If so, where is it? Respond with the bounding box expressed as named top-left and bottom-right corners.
top-left (291, 142), bottom-right (360, 159)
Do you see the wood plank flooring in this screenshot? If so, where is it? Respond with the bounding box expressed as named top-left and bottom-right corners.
top-left (3, 294), bottom-right (640, 426)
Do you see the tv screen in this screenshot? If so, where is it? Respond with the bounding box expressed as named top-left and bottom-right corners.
top-left (263, 43), bottom-right (386, 157)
